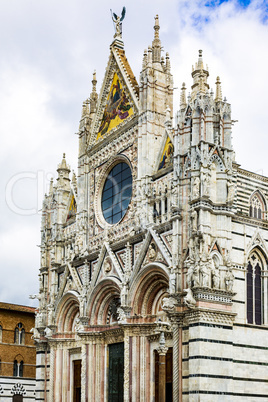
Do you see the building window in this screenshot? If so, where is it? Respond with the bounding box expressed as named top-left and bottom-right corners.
top-left (247, 251), bottom-right (265, 325)
top-left (14, 323), bottom-right (25, 345)
top-left (13, 360), bottom-right (23, 377)
top-left (101, 162), bottom-right (132, 224)
top-left (0, 325), bottom-right (2, 342)
top-left (249, 193), bottom-right (264, 219)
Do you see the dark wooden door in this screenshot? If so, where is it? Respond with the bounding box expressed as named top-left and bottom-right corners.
top-left (13, 396), bottom-right (23, 402)
top-left (108, 342), bottom-right (124, 402)
top-left (73, 359), bottom-right (81, 402)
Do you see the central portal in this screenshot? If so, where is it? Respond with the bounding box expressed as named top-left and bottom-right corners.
top-left (108, 342), bottom-right (124, 402)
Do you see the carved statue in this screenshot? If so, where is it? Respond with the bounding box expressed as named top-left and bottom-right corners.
top-left (212, 268), bottom-right (220, 289)
top-left (200, 258), bottom-right (210, 287)
top-left (192, 176), bottom-right (200, 199)
top-left (117, 306), bottom-right (127, 322)
top-left (111, 7), bottom-right (126, 38)
top-left (225, 268), bottom-right (235, 291)
top-left (227, 179), bottom-right (235, 203)
top-left (148, 243), bottom-right (157, 261)
top-left (161, 296), bottom-right (177, 312)
top-left (190, 210), bottom-right (198, 232)
top-left (203, 172), bottom-right (211, 197)
top-left (30, 327), bottom-right (40, 340)
top-left (183, 288), bottom-right (196, 309)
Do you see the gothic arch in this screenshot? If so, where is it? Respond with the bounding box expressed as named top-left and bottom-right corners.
top-left (246, 247), bottom-right (268, 325)
top-left (249, 190), bottom-right (267, 219)
top-left (56, 291), bottom-right (80, 333)
top-left (208, 153), bottom-right (224, 172)
top-left (130, 263), bottom-right (169, 316)
top-left (87, 278), bottom-right (121, 325)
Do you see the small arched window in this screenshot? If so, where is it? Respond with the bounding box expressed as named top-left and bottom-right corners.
top-left (247, 251), bottom-right (266, 325)
top-left (14, 323), bottom-right (25, 345)
top-left (13, 359), bottom-right (23, 377)
top-left (249, 193), bottom-right (266, 220)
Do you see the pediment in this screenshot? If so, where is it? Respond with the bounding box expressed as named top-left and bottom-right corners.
top-left (88, 45), bottom-right (139, 147)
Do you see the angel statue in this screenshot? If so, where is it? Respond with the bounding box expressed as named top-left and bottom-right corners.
top-left (111, 7), bottom-right (126, 38)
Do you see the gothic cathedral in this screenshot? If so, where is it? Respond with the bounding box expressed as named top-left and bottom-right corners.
top-left (34, 15), bottom-right (268, 402)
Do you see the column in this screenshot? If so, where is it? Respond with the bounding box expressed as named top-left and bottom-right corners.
top-left (49, 346), bottom-right (55, 402)
top-left (157, 332), bottom-right (168, 402)
top-left (124, 331), bottom-right (130, 402)
top-left (81, 343), bottom-right (87, 402)
top-left (172, 323), bottom-right (180, 402)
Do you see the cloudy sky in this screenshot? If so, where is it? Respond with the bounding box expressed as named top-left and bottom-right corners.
top-left (1, 0), bottom-right (268, 306)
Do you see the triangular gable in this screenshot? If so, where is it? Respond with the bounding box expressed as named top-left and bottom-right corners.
top-left (246, 228), bottom-right (268, 257)
top-left (96, 72), bottom-right (134, 140)
top-left (66, 193), bottom-right (77, 223)
top-left (157, 135), bottom-right (174, 171)
top-left (89, 45), bottom-right (139, 147)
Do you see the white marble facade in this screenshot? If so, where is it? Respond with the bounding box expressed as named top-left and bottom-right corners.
top-left (34, 15), bottom-right (268, 402)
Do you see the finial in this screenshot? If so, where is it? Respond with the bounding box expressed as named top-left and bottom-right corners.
top-left (154, 15), bottom-right (160, 39)
top-left (198, 50), bottom-right (203, 68)
top-left (49, 178), bottom-right (54, 195)
top-left (147, 46), bottom-right (152, 66)
top-left (191, 49), bottom-right (209, 99)
top-left (92, 70), bottom-right (97, 92)
top-left (165, 52), bottom-right (171, 73)
top-left (90, 70), bottom-right (98, 114)
top-left (180, 82), bottom-right (187, 109)
top-left (152, 15), bottom-right (161, 63)
top-left (215, 76), bottom-right (222, 102)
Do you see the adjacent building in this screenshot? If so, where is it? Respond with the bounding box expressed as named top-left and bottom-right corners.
top-left (0, 302), bottom-right (36, 401)
top-left (34, 14), bottom-right (268, 401)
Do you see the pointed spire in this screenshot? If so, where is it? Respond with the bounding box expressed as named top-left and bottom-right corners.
top-left (180, 82), bottom-right (187, 109)
top-left (49, 178), bottom-right (54, 195)
top-left (72, 171), bottom-right (77, 194)
top-left (165, 52), bottom-right (171, 73)
top-left (90, 71), bottom-right (98, 114)
top-left (152, 15), bottom-right (161, 63)
top-left (57, 153), bottom-right (71, 185)
top-left (147, 46), bottom-right (152, 67)
top-left (191, 50), bottom-right (209, 100)
top-left (215, 76), bottom-right (222, 102)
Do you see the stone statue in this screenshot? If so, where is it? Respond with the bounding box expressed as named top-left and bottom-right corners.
top-left (148, 243), bottom-right (157, 260)
top-left (203, 172), bottom-right (211, 197)
top-left (183, 288), bottom-right (196, 309)
top-left (200, 258), bottom-right (210, 287)
top-left (162, 296), bottom-right (177, 312)
top-left (111, 7), bottom-right (126, 38)
top-left (192, 176), bottom-right (200, 198)
top-left (227, 179), bottom-right (235, 203)
top-left (190, 210), bottom-right (198, 232)
top-left (225, 268), bottom-right (235, 291)
top-left (212, 268), bottom-right (220, 289)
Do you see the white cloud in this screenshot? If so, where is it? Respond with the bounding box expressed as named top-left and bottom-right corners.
top-left (0, 0), bottom-right (267, 304)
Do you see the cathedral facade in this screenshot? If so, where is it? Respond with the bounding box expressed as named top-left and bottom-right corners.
top-left (34, 15), bottom-right (268, 402)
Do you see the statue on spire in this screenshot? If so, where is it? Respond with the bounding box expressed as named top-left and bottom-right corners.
top-left (111, 7), bottom-right (126, 38)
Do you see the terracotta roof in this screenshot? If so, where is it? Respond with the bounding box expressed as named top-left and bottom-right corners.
top-left (0, 302), bottom-right (36, 314)
top-left (116, 49), bottom-right (139, 96)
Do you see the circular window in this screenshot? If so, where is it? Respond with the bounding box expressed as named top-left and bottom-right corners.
top-left (101, 162), bottom-right (132, 224)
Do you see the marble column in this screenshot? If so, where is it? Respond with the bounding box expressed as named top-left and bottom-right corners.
top-left (157, 332), bottom-right (168, 402)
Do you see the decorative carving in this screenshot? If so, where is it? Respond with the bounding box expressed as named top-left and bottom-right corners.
top-left (183, 288), bottom-right (196, 308)
top-left (11, 383), bottom-right (26, 396)
top-left (161, 296), bottom-right (178, 312)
